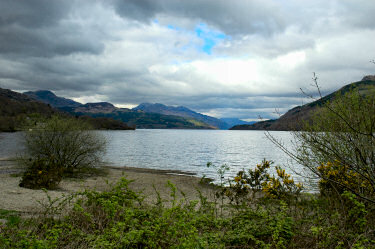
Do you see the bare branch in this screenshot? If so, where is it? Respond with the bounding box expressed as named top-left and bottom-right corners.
top-left (312, 72), bottom-right (322, 98)
top-left (273, 108), bottom-right (282, 118)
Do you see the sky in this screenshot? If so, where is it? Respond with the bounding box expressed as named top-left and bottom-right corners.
top-left (0, 0), bottom-right (374, 120)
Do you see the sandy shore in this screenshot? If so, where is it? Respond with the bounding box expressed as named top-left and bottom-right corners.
top-left (0, 159), bottom-right (215, 215)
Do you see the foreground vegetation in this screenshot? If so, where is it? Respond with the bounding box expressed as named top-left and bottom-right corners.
top-left (1, 161), bottom-right (374, 248)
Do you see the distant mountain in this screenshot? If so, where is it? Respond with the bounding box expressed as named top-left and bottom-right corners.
top-left (25, 91), bottom-right (271, 129)
top-left (133, 103), bottom-right (230, 129)
top-left (220, 118), bottom-right (256, 128)
top-left (24, 90), bottom-right (81, 108)
top-left (230, 76), bottom-right (375, 131)
top-left (74, 102), bottom-right (118, 113)
top-left (0, 88), bottom-right (56, 131)
top-left (1, 88), bottom-right (215, 131)
top-left (42, 96), bottom-right (215, 129)
top-left (75, 110), bottom-right (214, 129)
top-left (0, 89), bottom-right (133, 131)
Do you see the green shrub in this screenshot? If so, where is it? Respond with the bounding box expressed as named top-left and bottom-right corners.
top-left (291, 89), bottom-right (375, 203)
top-left (19, 157), bottom-right (64, 189)
top-left (19, 115), bottom-right (106, 189)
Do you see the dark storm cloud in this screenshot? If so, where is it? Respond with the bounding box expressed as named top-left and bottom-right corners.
top-left (0, 25), bottom-right (104, 57)
top-left (0, 57), bottom-right (100, 92)
top-left (0, 0), bottom-right (104, 58)
top-left (113, 0), bottom-right (286, 36)
top-left (113, 0), bottom-right (374, 37)
top-left (0, 0), bottom-right (69, 28)
top-left (114, 0), bottom-right (162, 22)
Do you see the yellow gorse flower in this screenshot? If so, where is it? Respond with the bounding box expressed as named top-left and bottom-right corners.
top-left (317, 161), bottom-right (372, 195)
top-left (234, 176), bottom-right (241, 183)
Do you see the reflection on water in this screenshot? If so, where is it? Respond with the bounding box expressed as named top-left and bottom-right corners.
top-left (0, 129), bottom-right (314, 188)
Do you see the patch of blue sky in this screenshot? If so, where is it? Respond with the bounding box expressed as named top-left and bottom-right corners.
top-left (194, 23), bottom-right (229, 54)
top-left (164, 22), bottom-right (229, 55)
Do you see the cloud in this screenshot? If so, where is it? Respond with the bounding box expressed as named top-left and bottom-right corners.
top-left (0, 0), bottom-right (106, 58)
top-left (0, 0), bottom-right (374, 120)
top-left (0, 0), bottom-right (69, 28)
top-left (113, 0), bottom-right (287, 36)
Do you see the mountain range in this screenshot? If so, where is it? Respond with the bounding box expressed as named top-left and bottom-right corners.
top-left (23, 90), bottom-right (254, 129)
top-left (24, 91), bottom-right (217, 129)
top-left (230, 75), bottom-right (375, 130)
top-left (6, 74), bottom-right (372, 132)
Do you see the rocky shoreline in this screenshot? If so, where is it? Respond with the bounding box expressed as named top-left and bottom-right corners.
top-left (0, 160), bottom-right (215, 216)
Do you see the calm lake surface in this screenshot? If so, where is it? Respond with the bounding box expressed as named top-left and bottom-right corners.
top-left (0, 129), bottom-right (313, 187)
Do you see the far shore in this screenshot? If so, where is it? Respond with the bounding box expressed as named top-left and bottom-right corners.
top-left (0, 159), bottom-right (215, 216)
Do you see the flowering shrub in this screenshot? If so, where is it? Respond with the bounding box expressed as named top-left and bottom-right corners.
top-left (224, 160), bottom-right (303, 205)
top-left (317, 160), bottom-right (373, 198)
top-left (19, 156), bottom-right (64, 189)
top-left (262, 166), bottom-right (303, 199)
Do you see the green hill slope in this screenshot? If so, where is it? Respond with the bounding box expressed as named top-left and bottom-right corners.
top-left (0, 88), bottom-right (56, 131)
top-left (24, 90), bottom-right (82, 108)
top-left (68, 109), bottom-right (215, 129)
top-left (0, 88), bottom-right (134, 131)
top-left (133, 103), bottom-right (229, 129)
top-left (230, 76), bottom-right (375, 131)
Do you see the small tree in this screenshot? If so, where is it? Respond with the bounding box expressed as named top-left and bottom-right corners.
top-left (269, 81), bottom-right (375, 203)
top-left (19, 115), bottom-right (106, 189)
top-left (296, 89), bottom-right (375, 201)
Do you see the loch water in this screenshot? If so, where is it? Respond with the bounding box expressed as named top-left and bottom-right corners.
top-left (0, 129), bottom-right (314, 187)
